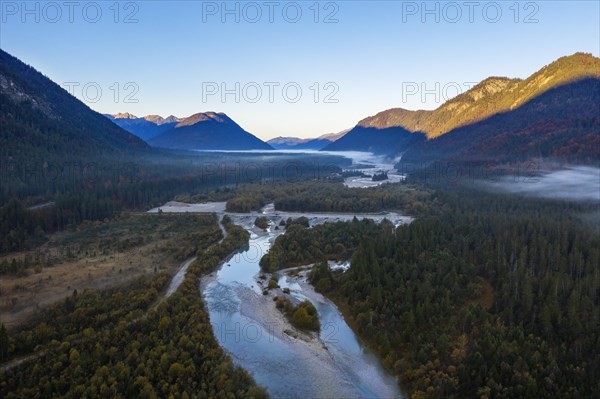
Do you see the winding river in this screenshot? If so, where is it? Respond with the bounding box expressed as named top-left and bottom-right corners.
top-left (200, 216), bottom-right (405, 399)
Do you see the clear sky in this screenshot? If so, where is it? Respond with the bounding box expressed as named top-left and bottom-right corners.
top-left (1, 1), bottom-right (598, 139)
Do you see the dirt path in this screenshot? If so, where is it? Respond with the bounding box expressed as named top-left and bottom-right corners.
top-left (217, 217), bottom-right (228, 243)
top-left (1, 353), bottom-right (39, 372)
top-left (163, 216), bottom-right (228, 300)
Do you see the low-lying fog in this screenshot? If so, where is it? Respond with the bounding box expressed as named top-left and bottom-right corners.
top-left (195, 149), bottom-right (403, 188)
top-left (481, 166), bottom-right (600, 202)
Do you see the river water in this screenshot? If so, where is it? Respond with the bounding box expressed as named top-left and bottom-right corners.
top-left (201, 220), bottom-right (404, 399)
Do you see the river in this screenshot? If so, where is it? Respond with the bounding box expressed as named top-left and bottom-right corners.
top-left (200, 215), bottom-right (405, 399)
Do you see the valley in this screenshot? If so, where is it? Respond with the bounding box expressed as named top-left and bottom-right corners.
top-left (1, 7), bottom-right (599, 398)
top-left (3, 169), bottom-right (597, 397)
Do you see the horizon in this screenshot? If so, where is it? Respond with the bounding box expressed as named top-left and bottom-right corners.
top-left (1, 1), bottom-right (599, 140)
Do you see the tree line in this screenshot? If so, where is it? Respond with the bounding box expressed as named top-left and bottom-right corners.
top-left (224, 180), bottom-right (431, 214)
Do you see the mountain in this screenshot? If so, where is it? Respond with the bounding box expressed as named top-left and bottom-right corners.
top-left (358, 53), bottom-right (600, 139)
top-left (0, 49), bottom-right (148, 164)
top-left (148, 112), bottom-right (272, 151)
top-left (318, 129), bottom-right (350, 142)
top-left (268, 137), bottom-right (313, 150)
top-left (105, 113), bottom-right (183, 141)
top-left (402, 78), bottom-right (600, 164)
top-left (324, 126), bottom-right (426, 154)
top-left (268, 129), bottom-right (349, 150)
top-left (144, 114), bottom-right (182, 125)
top-left (325, 53), bottom-right (600, 163)
top-left (267, 137), bottom-right (332, 151)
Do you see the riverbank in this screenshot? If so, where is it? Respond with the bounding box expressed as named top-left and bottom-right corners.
top-left (200, 216), bottom-right (404, 399)
top-left (148, 201), bottom-right (413, 228)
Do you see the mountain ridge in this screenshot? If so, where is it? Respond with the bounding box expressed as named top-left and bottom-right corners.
top-left (105, 113), bottom-right (185, 141)
top-left (106, 111), bottom-right (271, 150)
top-left (148, 112), bottom-right (272, 151)
top-left (402, 77), bottom-right (600, 164)
top-left (267, 129), bottom-right (349, 150)
top-left (325, 52), bottom-right (600, 163)
top-left (352, 52), bottom-right (599, 139)
top-left (0, 49), bottom-right (149, 164)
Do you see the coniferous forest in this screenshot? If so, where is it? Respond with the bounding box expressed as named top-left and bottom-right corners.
top-left (263, 188), bottom-right (600, 398)
top-left (2, 164), bottom-right (599, 398)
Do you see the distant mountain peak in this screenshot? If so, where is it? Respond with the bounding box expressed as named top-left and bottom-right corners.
top-left (176, 112), bottom-right (231, 127)
top-left (163, 115), bottom-right (181, 124)
top-left (268, 128), bottom-right (349, 146)
top-left (143, 114), bottom-right (163, 122)
top-left (107, 109), bottom-right (269, 150)
top-left (112, 112), bottom-right (138, 119)
top-left (267, 129), bottom-right (350, 150)
top-left (150, 111), bottom-right (271, 151)
top-left (142, 114), bottom-right (183, 125)
top-left (105, 113), bottom-right (182, 141)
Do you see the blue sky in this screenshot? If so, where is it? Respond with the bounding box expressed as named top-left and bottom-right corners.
top-left (1, 1), bottom-right (598, 139)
